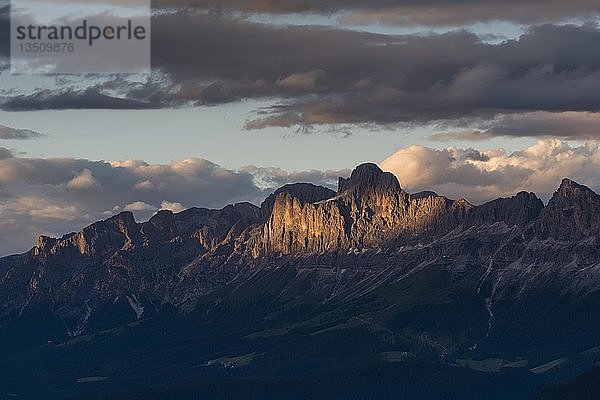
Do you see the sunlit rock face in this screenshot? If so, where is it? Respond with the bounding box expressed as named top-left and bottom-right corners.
top-left (258, 163), bottom-right (543, 255)
top-left (259, 163), bottom-right (465, 254)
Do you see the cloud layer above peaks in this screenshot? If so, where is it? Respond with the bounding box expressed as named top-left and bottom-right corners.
top-left (381, 139), bottom-right (600, 203)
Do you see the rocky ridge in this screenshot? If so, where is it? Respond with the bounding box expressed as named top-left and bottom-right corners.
top-left (1, 162), bottom-right (599, 344)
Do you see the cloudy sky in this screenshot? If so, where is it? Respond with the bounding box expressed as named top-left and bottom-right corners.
top-left (1, 0), bottom-right (600, 255)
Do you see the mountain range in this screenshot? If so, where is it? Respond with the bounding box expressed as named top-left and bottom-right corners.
top-left (1, 163), bottom-right (600, 400)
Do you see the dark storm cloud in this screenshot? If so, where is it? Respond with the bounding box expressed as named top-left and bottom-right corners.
top-left (4, 15), bottom-right (600, 135)
top-left (215, 21), bottom-right (600, 130)
top-left (431, 112), bottom-right (600, 141)
top-left (3, 88), bottom-right (160, 111)
top-left (0, 124), bottom-right (44, 139)
top-left (153, 0), bottom-right (600, 26)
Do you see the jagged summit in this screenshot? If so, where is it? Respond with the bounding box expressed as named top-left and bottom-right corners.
top-left (260, 183), bottom-right (336, 219)
top-left (337, 163), bottom-right (401, 195)
top-left (144, 209), bottom-right (178, 241)
top-left (536, 177), bottom-right (600, 240)
top-left (556, 178), bottom-right (596, 196)
top-left (549, 178), bottom-right (600, 215)
top-left (470, 191), bottom-right (543, 227)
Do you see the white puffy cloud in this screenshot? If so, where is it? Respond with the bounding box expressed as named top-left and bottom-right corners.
top-left (133, 180), bottom-right (154, 190)
top-left (380, 139), bottom-right (600, 203)
top-left (124, 201), bottom-right (157, 212)
top-left (160, 200), bottom-right (185, 213)
top-left (67, 168), bottom-right (99, 189)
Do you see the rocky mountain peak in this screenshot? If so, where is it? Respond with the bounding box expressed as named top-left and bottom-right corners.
top-left (549, 178), bottom-right (599, 209)
top-left (556, 178), bottom-right (595, 197)
top-left (535, 178), bottom-right (600, 240)
top-left (337, 163), bottom-right (401, 196)
top-left (35, 235), bottom-right (58, 255)
top-left (260, 183), bottom-right (336, 219)
top-left (149, 209), bottom-right (175, 226)
top-left (142, 210), bottom-right (178, 243)
top-left (106, 211), bottom-right (137, 228)
top-left (468, 191), bottom-right (543, 227)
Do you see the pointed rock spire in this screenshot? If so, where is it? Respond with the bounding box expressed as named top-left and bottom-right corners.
top-left (535, 178), bottom-right (600, 240)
